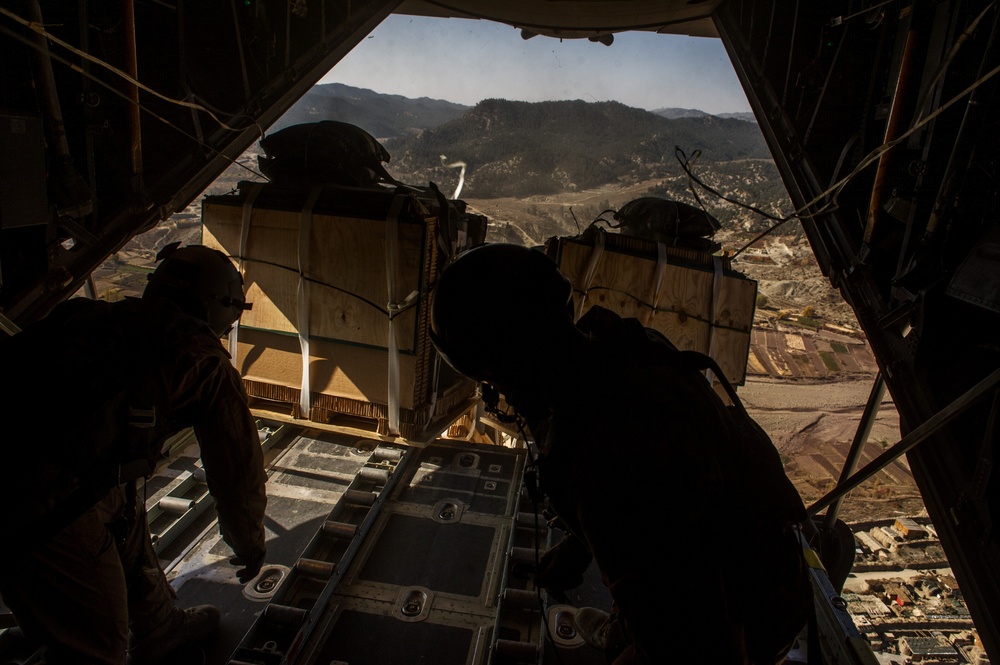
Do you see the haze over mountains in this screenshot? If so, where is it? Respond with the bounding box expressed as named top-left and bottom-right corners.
top-left (273, 83), bottom-right (769, 199)
top-left (273, 82), bottom-right (470, 137)
top-left (652, 107), bottom-right (756, 122)
top-left (275, 83), bottom-right (758, 137)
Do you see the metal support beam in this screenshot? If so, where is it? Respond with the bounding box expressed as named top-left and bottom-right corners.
top-left (808, 367), bottom-right (1000, 517)
top-left (823, 372), bottom-right (887, 528)
top-left (0, 312), bottom-right (21, 336)
top-left (84, 273), bottom-right (97, 300)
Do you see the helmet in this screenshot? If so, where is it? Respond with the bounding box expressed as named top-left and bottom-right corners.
top-left (430, 244), bottom-right (573, 383)
top-left (143, 242), bottom-right (251, 336)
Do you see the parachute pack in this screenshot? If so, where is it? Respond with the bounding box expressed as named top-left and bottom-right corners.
top-left (257, 121), bottom-right (400, 188)
top-left (643, 322), bottom-right (807, 526)
top-left (577, 306), bottom-right (806, 527)
top-left (613, 196), bottom-right (722, 253)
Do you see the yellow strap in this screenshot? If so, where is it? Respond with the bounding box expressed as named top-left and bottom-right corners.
top-left (803, 546), bottom-right (826, 571)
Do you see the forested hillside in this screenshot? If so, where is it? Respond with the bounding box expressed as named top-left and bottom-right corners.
top-left (385, 98), bottom-right (769, 198)
top-left (272, 82), bottom-right (469, 137)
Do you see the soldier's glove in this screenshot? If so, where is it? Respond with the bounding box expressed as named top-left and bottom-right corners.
top-left (230, 549), bottom-right (266, 584)
top-left (536, 534), bottom-right (593, 594)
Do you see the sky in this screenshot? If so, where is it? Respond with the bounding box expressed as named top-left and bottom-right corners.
top-left (319, 14), bottom-right (751, 115)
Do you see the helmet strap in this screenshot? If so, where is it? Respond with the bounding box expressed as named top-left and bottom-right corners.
top-left (481, 382), bottom-right (521, 425)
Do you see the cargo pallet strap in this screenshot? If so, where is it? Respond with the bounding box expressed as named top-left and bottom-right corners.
top-left (642, 241), bottom-right (669, 328)
top-left (385, 194), bottom-right (422, 437)
top-left (574, 230), bottom-right (605, 320)
top-left (296, 186), bottom-right (324, 418)
top-left (575, 232), bottom-right (727, 387)
top-left (228, 182), bottom-right (264, 365)
top-left (706, 255), bottom-right (724, 385)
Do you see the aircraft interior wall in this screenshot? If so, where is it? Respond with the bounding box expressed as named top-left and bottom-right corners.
top-left (714, 2), bottom-right (1000, 658)
top-left (0, 0), bottom-right (399, 325)
top-left (1, 0), bottom-right (999, 661)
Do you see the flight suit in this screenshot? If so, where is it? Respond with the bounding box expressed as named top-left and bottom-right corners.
top-left (0, 298), bottom-right (267, 664)
top-left (536, 307), bottom-right (810, 665)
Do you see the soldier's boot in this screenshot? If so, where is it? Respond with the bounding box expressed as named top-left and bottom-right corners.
top-left (574, 607), bottom-right (627, 660)
top-left (128, 605), bottom-right (220, 664)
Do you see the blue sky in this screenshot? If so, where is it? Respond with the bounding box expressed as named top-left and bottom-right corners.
top-left (320, 15), bottom-right (751, 115)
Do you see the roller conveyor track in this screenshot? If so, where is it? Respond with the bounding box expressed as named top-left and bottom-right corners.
top-left (160, 424), bottom-right (410, 665)
top-left (1, 422), bottom-right (875, 665)
top-left (157, 424), bottom-right (558, 665)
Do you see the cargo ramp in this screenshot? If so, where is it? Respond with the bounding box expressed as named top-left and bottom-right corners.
top-left (118, 421), bottom-right (876, 664)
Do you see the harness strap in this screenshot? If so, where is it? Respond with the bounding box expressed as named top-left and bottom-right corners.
top-left (678, 349), bottom-right (744, 414)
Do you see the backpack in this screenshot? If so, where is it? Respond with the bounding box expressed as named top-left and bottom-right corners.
top-left (577, 307), bottom-right (805, 527)
top-left (1, 298), bottom-right (199, 540)
top-left (644, 325), bottom-right (807, 526)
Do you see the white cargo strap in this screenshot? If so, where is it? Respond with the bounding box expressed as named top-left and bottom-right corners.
top-left (228, 183), bottom-right (263, 365)
top-left (296, 187), bottom-right (323, 418)
top-left (575, 230), bottom-right (605, 321)
top-left (644, 242), bottom-right (669, 327)
top-left (705, 255), bottom-right (724, 385)
top-left (384, 194), bottom-right (407, 436)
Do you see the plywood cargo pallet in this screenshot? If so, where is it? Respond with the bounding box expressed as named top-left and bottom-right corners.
top-left (545, 228), bottom-right (757, 386)
top-left (203, 181), bottom-right (486, 440)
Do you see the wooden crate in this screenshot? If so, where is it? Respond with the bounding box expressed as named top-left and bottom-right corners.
top-left (545, 230), bottom-right (757, 385)
top-left (203, 182), bottom-right (483, 438)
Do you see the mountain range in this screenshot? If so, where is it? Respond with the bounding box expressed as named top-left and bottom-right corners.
top-left (276, 83), bottom-right (757, 137)
top-left (652, 107), bottom-right (756, 122)
top-left (269, 83), bottom-right (771, 198)
top-left (273, 82), bottom-right (470, 137)
top-left (388, 98), bottom-right (768, 198)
